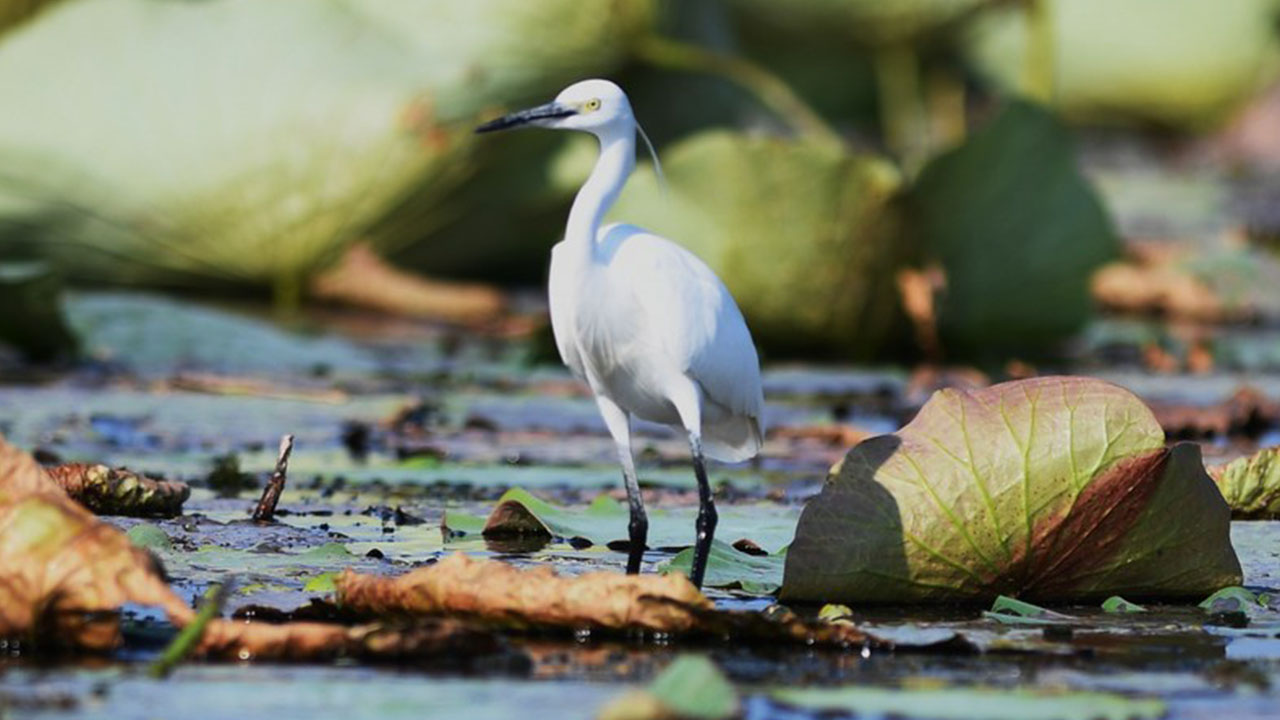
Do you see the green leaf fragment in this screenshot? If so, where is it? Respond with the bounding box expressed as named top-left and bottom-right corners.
top-left (1199, 586), bottom-right (1261, 614)
top-left (984, 595), bottom-right (1076, 626)
top-left (648, 655), bottom-right (739, 720)
top-left (126, 523), bottom-right (172, 552)
top-left (303, 572), bottom-right (339, 595)
top-left (1101, 596), bottom-right (1147, 613)
top-left (773, 685), bottom-right (1167, 720)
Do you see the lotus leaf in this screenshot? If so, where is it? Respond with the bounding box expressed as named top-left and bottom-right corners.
top-left (963, 0), bottom-right (1280, 129)
top-left (0, 0), bottom-right (651, 289)
top-left (782, 376), bottom-right (1242, 604)
top-left (910, 100), bottom-right (1120, 358)
top-left (608, 130), bottom-right (907, 358)
top-left (1210, 446), bottom-right (1280, 519)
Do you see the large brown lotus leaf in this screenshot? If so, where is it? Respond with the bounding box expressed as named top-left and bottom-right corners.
top-left (337, 553), bottom-right (712, 633)
top-left (0, 437), bottom-right (194, 650)
top-left (782, 376), bottom-right (1242, 604)
top-left (44, 463), bottom-right (189, 517)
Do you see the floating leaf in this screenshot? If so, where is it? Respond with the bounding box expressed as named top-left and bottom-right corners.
top-left (909, 101), bottom-right (1120, 359)
top-left (1209, 446), bottom-right (1280, 519)
top-left (1101, 596), bottom-right (1147, 614)
top-left (659, 540), bottom-right (784, 595)
top-left (782, 377), bottom-right (1242, 604)
top-left (609, 130), bottom-right (907, 358)
top-left (773, 685), bottom-right (1167, 720)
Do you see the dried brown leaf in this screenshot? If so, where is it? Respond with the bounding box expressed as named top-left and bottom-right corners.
top-left (0, 437), bottom-right (194, 651)
top-left (194, 617), bottom-right (500, 662)
top-left (337, 553), bottom-right (712, 633)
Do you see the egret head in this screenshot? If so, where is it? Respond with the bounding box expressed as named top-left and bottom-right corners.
top-left (475, 79), bottom-right (633, 136)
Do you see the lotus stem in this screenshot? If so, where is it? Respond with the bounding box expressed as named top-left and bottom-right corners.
top-left (634, 36), bottom-right (845, 152)
top-left (873, 43), bottom-right (928, 175)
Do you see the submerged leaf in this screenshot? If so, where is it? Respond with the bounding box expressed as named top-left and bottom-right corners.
top-left (782, 377), bottom-right (1242, 604)
top-left (1209, 446), bottom-right (1280, 519)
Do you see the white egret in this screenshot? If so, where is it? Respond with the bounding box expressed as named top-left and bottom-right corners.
top-left (476, 79), bottom-right (764, 589)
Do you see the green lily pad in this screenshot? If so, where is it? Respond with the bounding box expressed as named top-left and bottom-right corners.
top-left (909, 100), bottom-right (1120, 359)
top-left (1101, 596), bottom-right (1147, 614)
top-left (302, 572), bottom-right (340, 595)
top-left (782, 376), bottom-right (1243, 604)
top-left (1209, 447), bottom-right (1280, 519)
top-left (726, 0), bottom-right (990, 47)
top-left (773, 685), bottom-right (1166, 720)
top-left (658, 540), bottom-right (785, 595)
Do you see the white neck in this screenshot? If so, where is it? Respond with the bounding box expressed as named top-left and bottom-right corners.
top-left (565, 123), bottom-right (635, 260)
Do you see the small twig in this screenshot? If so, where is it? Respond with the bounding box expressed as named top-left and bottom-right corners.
top-left (252, 434), bottom-right (294, 523)
top-left (149, 582), bottom-right (228, 678)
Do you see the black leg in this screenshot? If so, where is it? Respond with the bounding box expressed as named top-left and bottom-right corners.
top-left (626, 504), bottom-right (648, 574)
top-left (689, 437), bottom-right (717, 589)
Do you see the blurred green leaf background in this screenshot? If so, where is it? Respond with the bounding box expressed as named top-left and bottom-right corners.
top-left (1, 0), bottom-right (1278, 364)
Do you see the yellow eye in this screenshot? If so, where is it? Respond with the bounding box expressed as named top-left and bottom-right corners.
top-left (584, 98), bottom-right (602, 112)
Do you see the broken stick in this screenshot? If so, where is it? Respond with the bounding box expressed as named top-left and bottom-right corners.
top-left (252, 434), bottom-right (294, 523)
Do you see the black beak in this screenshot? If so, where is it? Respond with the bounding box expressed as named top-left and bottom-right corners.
top-left (475, 101), bottom-right (576, 133)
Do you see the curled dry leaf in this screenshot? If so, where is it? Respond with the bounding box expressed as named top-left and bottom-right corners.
top-left (0, 437), bottom-right (194, 651)
top-left (783, 377), bottom-right (1242, 604)
top-left (44, 463), bottom-right (189, 517)
top-left (337, 553), bottom-right (712, 633)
